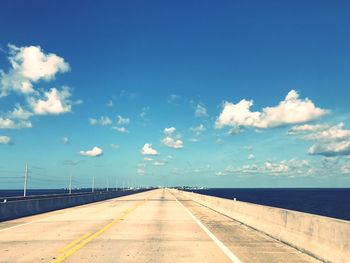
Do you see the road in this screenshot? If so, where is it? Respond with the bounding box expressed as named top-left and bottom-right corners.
top-left (0, 189), bottom-right (320, 263)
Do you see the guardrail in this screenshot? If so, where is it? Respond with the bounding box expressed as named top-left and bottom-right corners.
top-left (174, 189), bottom-right (350, 263)
top-left (0, 189), bottom-right (149, 222)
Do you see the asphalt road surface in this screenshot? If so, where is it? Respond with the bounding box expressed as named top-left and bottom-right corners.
top-left (0, 189), bottom-right (320, 263)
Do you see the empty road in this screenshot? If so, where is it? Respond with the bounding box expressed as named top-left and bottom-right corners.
top-left (0, 189), bottom-right (320, 263)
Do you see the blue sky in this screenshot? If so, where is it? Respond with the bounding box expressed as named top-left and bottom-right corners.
top-left (1, 0), bottom-right (350, 188)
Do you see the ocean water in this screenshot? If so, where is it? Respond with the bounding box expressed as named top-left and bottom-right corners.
top-left (188, 188), bottom-right (350, 221)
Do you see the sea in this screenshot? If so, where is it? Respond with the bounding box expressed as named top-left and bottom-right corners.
top-left (187, 188), bottom-right (350, 221)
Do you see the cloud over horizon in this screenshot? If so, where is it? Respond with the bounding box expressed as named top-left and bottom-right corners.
top-left (215, 90), bottom-right (328, 130)
top-left (79, 146), bottom-right (103, 157)
top-left (162, 127), bottom-right (184, 149)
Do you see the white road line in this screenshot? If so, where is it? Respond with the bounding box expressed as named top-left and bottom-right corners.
top-left (169, 190), bottom-right (243, 263)
top-left (0, 215), bottom-right (56, 232)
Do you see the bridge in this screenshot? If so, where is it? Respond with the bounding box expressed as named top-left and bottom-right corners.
top-left (0, 189), bottom-right (347, 262)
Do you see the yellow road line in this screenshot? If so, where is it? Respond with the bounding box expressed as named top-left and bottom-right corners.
top-left (58, 232), bottom-right (92, 253)
top-left (52, 198), bottom-right (149, 263)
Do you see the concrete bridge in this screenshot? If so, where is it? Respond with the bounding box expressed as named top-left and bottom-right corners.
top-left (0, 189), bottom-right (348, 263)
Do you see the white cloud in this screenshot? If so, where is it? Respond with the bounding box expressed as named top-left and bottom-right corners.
top-left (117, 115), bottom-right (130, 125)
top-left (113, 126), bottom-right (128, 133)
top-left (89, 116), bottom-right (112, 126)
top-left (29, 87), bottom-right (73, 115)
top-left (152, 161), bottom-right (165, 166)
top-left (0, 136), bottom-right (11, 145)
top-left (162, 127), bottom-right (184, 149)
top-left (248, 154), bottom-right (255, 160)
top-left (79, 146), bottom-right (103, 157)
top-left (303, 123), bottom-right (350, 141)
top-left (289, 122), bottom-right (350, 157)
top-left (195, 104), bottom-right (208, 117)
top-left (9, 104), bottom-right (33, 120)
top-left (168, 94), bottom-right (181, 105)
top-left (216, 90), bottom-right (328, 130)
top-left (144, 157), bottom-right (153, 161)
top-left (228, 126), bottom-right (242, 136)
top-left (141, 143), bottom-right (158, 155)
top-left (309, 141), bottom-right (350, 157)
top-left (0, 117), bottom-right (32, 129)
top-left (224, 159), bottom-right (311, 177)
top-left (190, 124), bottom-right (206, 135)
top-left (0, 44), bottom-right (69, 97)
top-left (62, 137), bottom-right (69, 144)
top-left (288, 124), bottom-right (330, 135)
top-left (189, 138), bottom-right (199, 143)
top-left (110, 144), bottom-right (120, 149)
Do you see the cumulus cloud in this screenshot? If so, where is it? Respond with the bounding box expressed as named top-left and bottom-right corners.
top-left (0, 44), bottom-right (69, 97)
top-left (0, 135), bottom-right (11, 145)
top-left (162, 127), bottom-right (184, 149)
top-left (309, 141), bottom-right (350, 157)
top-left (195, 104), bottom-right (208, 117)
top-left (141, 143), bottom-right (158, 155)
top-left (190, 124), bottom-right (205, 135)
top-left (113, 126), bottom-right (128, 133)
top-left (29, 87), bottom-right (73, 115)
top-left (215, 90), bottom-right (328, 130)
top-left (0, 117), bottom-right (32, 129)
top-left (117, 115), bottom-right (130, 125)
top-left (248, 154), bottom-right (255, 160)
top-left (79, 146), bottom-right (103, 157)
top-left (89, 116), bottom-right (112, 126)
top-left (224, 159), bottom-right (311, 177)
top-left (9, 104), bottom-right (33, 120)
top-left (288, 124), bottom-right (330, 135)
top-left (289, 122), bottom-right (350, 157)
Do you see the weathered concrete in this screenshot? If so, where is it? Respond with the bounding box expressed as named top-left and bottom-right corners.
top-left (0, 189), bottom-right (321, 263)
top-left (174, 189), bottom-right (350, 263)
top-left (0, 190), bottom-right (148, 222)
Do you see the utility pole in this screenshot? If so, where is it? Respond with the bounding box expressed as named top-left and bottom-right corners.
top-left (106, 177), bottom-right (109, 192)
top-left (69, 172), bottom-right (72, 195)
top-left (115, 176), bottom-right (118, 191)
top-left (92, 176), bottom-right (95, 193)
top-left (23, 163), bottom-right (28, 197)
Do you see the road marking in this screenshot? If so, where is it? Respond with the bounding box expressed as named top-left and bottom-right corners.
top-left (0, 213), bottom-right (61, 233)
top-left (169, 190), bottom-right (243, 263)
top-left (52, 198), bottom-right (149, 263)
top-left (58, 232), bottom-right (92, 253)
top-left (0, 193), bottom-right (139, 233)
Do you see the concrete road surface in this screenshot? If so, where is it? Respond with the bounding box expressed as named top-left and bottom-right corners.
top-left (0, 189), bottom-right (320, 263)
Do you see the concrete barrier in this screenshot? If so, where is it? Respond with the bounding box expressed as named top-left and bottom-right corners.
top-left (0, 190), bottom-right (148, 222)
top-left (174, 189), bottom-right (350, 263)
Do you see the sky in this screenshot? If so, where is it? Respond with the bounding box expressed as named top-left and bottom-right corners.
top-left (1, 0), bottom-right (350, 189)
